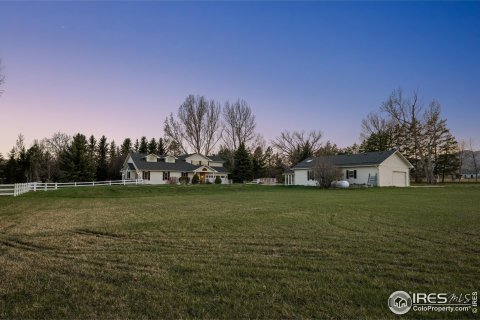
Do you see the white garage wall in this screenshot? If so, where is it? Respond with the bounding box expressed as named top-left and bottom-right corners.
top-left (341, 166), bottom-right (379, 185)
top-left (378, 153), bottom-right (411, 187)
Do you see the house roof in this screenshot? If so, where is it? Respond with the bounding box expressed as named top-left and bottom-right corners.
top-left (128, 153), bottom-right (229, 173)
top-left (292, 150), bottom-right (400, 169)
top-left (176, 153), bottom-right (225, 162)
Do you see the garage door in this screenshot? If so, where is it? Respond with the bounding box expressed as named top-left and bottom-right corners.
top-left (392, 171), bottom-right (407, 187)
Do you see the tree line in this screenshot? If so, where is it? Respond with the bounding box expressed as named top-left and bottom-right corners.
top-left (0, 61), bottom-right (476, 185)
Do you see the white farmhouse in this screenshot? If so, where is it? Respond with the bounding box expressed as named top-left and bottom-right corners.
top-left (121, 153), bottom-right (229, 184)
top-left (284, 150), bottom-right (413, 187)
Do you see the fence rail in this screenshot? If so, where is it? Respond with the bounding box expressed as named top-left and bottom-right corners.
top-left (0, 179), bottom-right (144, 197)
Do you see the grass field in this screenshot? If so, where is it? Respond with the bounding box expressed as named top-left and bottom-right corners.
top-left (0, 184), bottom-right (479, 319)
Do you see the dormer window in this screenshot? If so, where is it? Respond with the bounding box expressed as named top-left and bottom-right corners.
top-left (164, 155), bottom-right (176, 163)
top-left (146, 154), bottom-right (157, 162)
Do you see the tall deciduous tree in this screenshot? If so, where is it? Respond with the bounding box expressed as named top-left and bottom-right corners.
top-left (164, 94), bottom-right (222, 155)
top-left (222, 99), bottom-right (257, 150)
top-left (272, 130), bottom-right (322, 166)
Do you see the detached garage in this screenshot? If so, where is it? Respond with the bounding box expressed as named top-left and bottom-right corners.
top-left (285, 150), bottom-right (413, 187)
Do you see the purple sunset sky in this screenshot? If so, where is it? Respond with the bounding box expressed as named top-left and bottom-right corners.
top-left (0, 1), bottom-right (479, 155)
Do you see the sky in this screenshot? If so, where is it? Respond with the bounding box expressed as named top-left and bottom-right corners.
top-left (0, 1), bottom-right (479, 155)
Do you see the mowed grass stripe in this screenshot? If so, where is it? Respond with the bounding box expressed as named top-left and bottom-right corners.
top-left (0, 184), bottom-right (479, 319)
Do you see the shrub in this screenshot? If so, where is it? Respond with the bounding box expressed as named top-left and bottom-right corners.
top-left (192, 174), bottom-right (200, 185)
top-left (168, 177), bottom-right (178, 185)
top-left (206, 181), bottom-right (212, 185)
top-left (215, 176), bottom-right (222, 184)
top-left (179, 176), bottom-right (190, 184)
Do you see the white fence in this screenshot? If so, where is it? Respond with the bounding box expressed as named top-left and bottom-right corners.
top-left (0, 179), bottom-right (144, 197)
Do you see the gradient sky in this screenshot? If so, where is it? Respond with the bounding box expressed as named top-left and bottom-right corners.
top-left (1, 1), bottom-right (479, 155)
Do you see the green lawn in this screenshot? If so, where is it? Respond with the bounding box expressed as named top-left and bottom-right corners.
top-left (0, 184), bottom-right (479, 319)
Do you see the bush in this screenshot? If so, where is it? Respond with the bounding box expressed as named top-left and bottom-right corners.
top-left (179, 176), bottom-right (190, 184)
top-left (206, 181), bottom-right (212, 185)
top-left (215, 176), bottom-right (222, 184)
top-left (168, 177), bottom-right (178, 185)
top-left (192, 174), bottom-right (200, 185)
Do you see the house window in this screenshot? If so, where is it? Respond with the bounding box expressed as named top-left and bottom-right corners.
top-left (143, 171), bottom-right (150, 180)
top-left (199, 161), bottom-right (202, 165)
top-left (126, 171), bottom-right (131, 179)
top-left (181, 172), bottom-right (188, 178)
top-left (307, 170), bottom-right (314, 181)
top-left (163, 171), bottom-right (170, 181)
top-left (346, 170), bottom-right (357, 179)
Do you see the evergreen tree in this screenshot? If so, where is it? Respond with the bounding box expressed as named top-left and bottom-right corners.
top-left (0, 153), bottom-right (4, 183)
top-left (96, 135), bottom-right (109, 181)
top-left (232, 143), bottom-right (253, 183)
top-left (4, 149), bottom-right (19, 183)
top-left (133, 139), bottom-right (139, 152)
top-left (157, 138), bottom-right (166, 155)
top-left (147, 138), bottom-right (157, 154)
top-left (218, 146), bottom-right (234, 173)
top-left (139, 136), bottom-right (148, 154)
top-left (87, 135), bottom-right (97, 177)
top-left (121, 138), bottom-right (132, 156)
top-left (252, 146), bottom-right (266, 179)
top-left (59, 134), bottom-right (95, 181)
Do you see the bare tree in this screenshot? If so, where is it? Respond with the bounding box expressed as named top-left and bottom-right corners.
top-left (222, 99), bottom-right (257, 150)
top-left (164, 95), bottom-right (222, 155)
top-left (44, 132), bottom-right (71, 159)
top-left (164, 113), bottom-right (187, 154)
top-left (469, 138), bottom-right (478, 182)
top-left (272, 130), bottom-right (322, 165)
top-left (311, 157), bottom-right (342, 188)
top-left (360, 112), bottom-right (395, 141)
top-left (381, 88), bottom-right (425, 182)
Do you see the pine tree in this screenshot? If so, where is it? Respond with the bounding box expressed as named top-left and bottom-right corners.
top-left (252, 146), bottom-right (266, 179)
top-left (157, 138), bottom-right (166, 155)
top-left (121, 138), bottom-right (132, 156)
top-left (59, 134), bottom-right (95, 181)
top-left (147, 138), bottom-right (157, 154)
top-left (232, 143), bottom-right (253, 183)
top-left (139, 136), bottom-right (148, 154)
top-left (87, 135), bottom-right (97, 178)
top-left (133, 139), bottom-right (139, 152)
top-left (96, 135), bottom-right (108, 181)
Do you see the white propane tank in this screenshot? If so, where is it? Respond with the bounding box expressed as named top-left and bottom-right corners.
top-left (336, 180), bottom-right (350, 188)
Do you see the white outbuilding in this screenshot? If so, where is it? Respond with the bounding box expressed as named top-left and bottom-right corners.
top-left (284, 150), bottom-right (413, 187)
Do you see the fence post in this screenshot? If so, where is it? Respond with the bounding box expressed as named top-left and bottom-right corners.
top-left (109, 180), bottom-right (112, 186)
top-left (55, 183), bottom-right (58, 190)
top-left (123, 180), bottom-right (125, 185)
top-left (93, 181), bottom-right (95, 187)
top-left (14, 184), bottom-right (17, 197)
top-left (136, 179), bottom-right (138, 185)
top-left (75, 182), bottom-right (77, 187)
top-left (33, 182), bottom-right (37, 192)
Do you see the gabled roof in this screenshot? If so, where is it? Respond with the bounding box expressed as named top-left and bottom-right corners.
top-left (292, 150), bottom-right (404, 169)
top-left (127, 153), bottom-right (229, 173)
top-left (176, 153), bottom-right (225, 162)
top-left (129, 153), bottom-right (200, 172)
